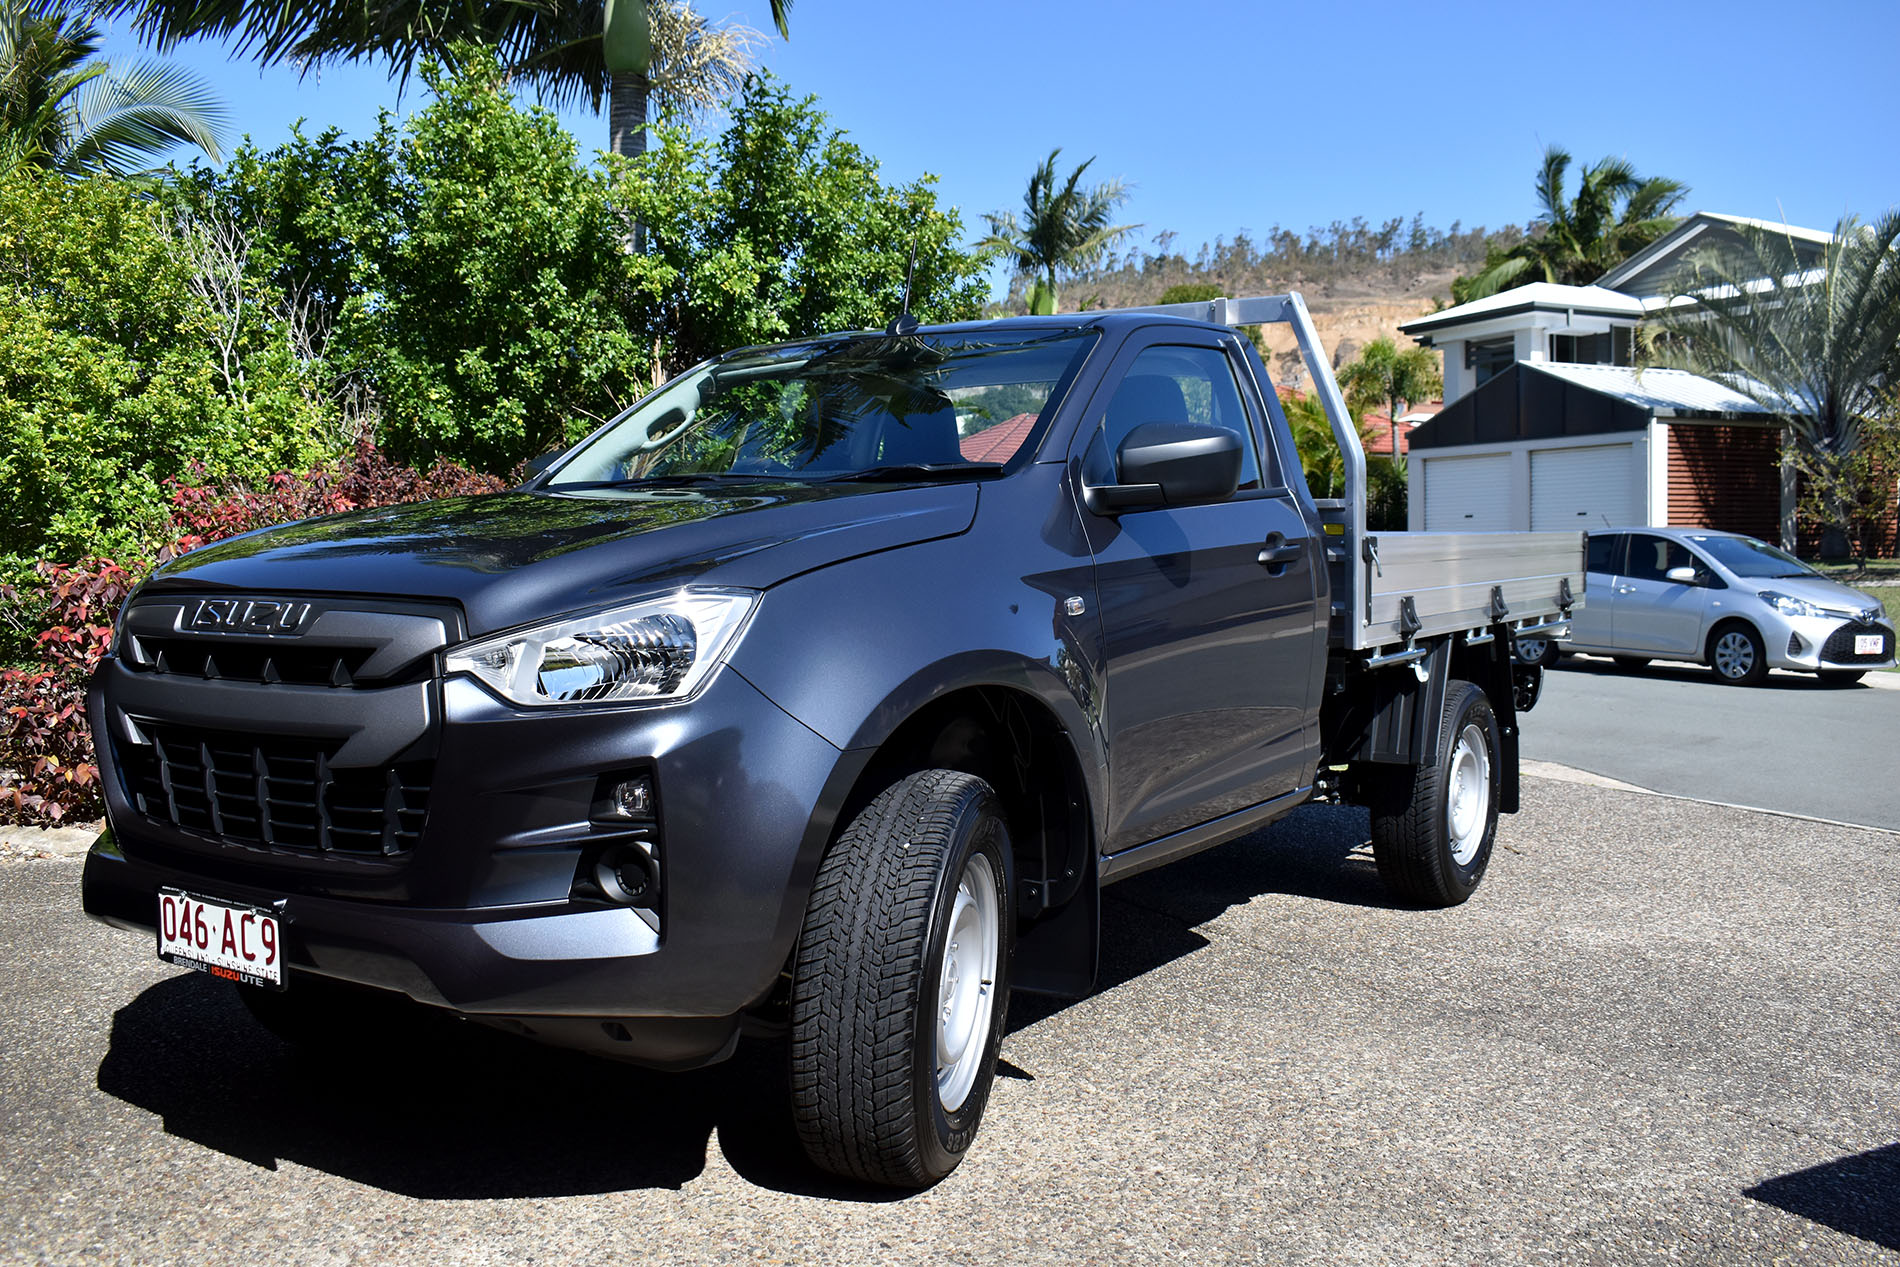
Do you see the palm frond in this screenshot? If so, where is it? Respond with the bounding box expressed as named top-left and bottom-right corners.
top-left (2, 0), bottom-right (223, 175)
top-left (61, 56), bottom-right (225, 171)
top-left (643, 0), bottom-right (760, 122)
top-left (1650, 213), bottom-right (1900, 460)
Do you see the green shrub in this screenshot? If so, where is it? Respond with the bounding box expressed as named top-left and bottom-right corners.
top-left (200, 57), bottom-right (989, 474)
top-left (0, 170), bottom-right (335, 573)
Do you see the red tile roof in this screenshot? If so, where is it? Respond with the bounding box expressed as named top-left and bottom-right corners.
top-left (960, 413), bottom-right (1039, 463)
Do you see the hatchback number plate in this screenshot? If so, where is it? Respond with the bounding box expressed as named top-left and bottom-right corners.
top-left (157, 888), bottom-right (283, 989)
top-left (1855, 633), bottom-right (1885, 656)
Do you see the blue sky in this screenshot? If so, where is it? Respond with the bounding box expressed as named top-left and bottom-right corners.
top-left (100, 0), bottom-right (1899, 296)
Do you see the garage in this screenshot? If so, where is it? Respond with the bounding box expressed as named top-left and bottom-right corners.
top-left (1404, 362), bottom-right (1784, 540)
top-left (1529, 443), bottom-right (1635, 531)
top-left (1423, 454), bottom-right (1511, 530)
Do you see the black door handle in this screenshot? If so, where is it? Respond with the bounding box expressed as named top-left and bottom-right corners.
top-left (1258, 534), bottom-right (1304, 569)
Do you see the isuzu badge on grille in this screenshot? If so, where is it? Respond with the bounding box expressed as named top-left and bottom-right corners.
top-left (187, 598), bottom-right (313, 635)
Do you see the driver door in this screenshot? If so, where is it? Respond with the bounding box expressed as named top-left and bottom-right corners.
top-left (1073, 330), bottom-right (1327, 854)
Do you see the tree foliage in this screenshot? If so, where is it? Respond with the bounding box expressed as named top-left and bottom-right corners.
top-left (1, 54), bottom-right (989, 566)
top-left (104, 0), bottom-right (785, 159)
top-left (0, 167), bottom-right (334, 573)
top-left (618, 76), bottom-right (987, 371)
top-left (1646, 212), bottom-right (1900, 557)
top-left (1452, 145), bottom-right (1687, 302)
top-left (979, 149), bottom-right (1139, 315)
top-left (1336, 337), bottom-right (1442, 470)
top-left (0, 0), bottom-right (225, 177)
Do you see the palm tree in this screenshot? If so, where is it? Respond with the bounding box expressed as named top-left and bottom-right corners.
top-left (1454, 145), bottom-right (1687, 302)
top-left (0, 0), bottom-right (224, 178)
top-left (1646, 212), bottom-right (1900, 558)
top-left (103, 0), bottom-right (788, 159)
top-left (1336, 337), bottom-right (1441, 469)
top-left (979, 149), bottom-right (1139, 315)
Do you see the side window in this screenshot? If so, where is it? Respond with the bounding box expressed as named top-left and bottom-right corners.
top-left (1096, 345), bottom-right (1263, 492)
top-left (1624, 534), bottom-right (1695, 582)
top-left (1586, 532), bottom-right (1623, 575)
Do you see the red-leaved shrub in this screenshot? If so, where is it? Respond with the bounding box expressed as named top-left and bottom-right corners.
top-left (0, 560), bottom-right (137, 823)
top-left (1, 442), bottom-right (511, 826)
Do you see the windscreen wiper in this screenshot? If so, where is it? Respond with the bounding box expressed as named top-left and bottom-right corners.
top-left (819, 463), bottom-right (1004, 484)
top-left (595, 472), bottom-right (775, 488)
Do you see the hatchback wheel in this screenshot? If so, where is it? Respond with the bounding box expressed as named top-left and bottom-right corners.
top-left (1512, 636), bottom-right (1558, 669)
top-left (1708, 622), bottom-right (1767, 686)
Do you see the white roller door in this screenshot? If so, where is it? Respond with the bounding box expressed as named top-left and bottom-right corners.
top-left (1423, 454), bottom-right (1511, 530)
top-left (1530, 443), bottom-right (1634, 531)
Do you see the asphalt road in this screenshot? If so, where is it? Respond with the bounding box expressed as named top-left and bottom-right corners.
top-left (5, 778), bottom-right (1897, 1265)
top-left (1521, 655), bottom-right (1900, 831)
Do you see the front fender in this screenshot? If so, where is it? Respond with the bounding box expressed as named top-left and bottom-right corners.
top-left (725, 469), bottom-right (1108, 828)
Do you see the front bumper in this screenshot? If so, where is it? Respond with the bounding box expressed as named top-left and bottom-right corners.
top-left (1763, 612), bottom-right (1896, 673)
top-left (86, 663), bottom-right (858, 1064)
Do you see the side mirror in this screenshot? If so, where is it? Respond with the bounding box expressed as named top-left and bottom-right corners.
top-left (1085, 422), bottom-right (1242, 514)
top-left (1664, 565), bottom-right (1699, 585)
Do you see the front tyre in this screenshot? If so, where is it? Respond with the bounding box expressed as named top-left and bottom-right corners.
top-left (791, 770), bottom-right (1014, 1188)
top-left (1708, 621), bottom-right (1768, 686)
top-left (1371, 682), bottom-right (1501, 907)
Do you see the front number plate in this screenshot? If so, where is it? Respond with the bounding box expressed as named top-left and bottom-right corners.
top-left (157, 888), bottom-right (283, 990)
top-left (1855, 633), bottom-right (1884, 656)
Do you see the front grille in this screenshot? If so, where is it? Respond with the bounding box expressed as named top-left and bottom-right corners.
top-left (135, 638), bottom-right (378, 687)
top-left (119, 725), bottom-right (431, 858)
top-left (1820, 622), bottom-right (1894, 665)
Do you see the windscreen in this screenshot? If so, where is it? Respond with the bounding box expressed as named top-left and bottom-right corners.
top-left (1686, 533), bottom-right (1816, 579)
top-left (549, 328), bottom-right (1099, 486)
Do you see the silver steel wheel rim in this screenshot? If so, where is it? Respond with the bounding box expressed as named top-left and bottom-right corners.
top-left (1445, 723), bottom-right (1491, 867)
top-left (1516, 637), bottom-right (1547, 662)
top-left (1714, 631), bottom-right (1755, 679)
top-left (935, 850), bottom-right (999, 1112)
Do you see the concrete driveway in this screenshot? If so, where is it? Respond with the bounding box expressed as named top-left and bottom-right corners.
top-left (3, 777), bottom-right (1895, 1265)
top-left (1522, 654), bottom-right (1900, 830)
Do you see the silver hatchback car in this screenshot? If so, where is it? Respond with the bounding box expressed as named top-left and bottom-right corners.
top-left (1516, 527), bottom-right (1897, 686)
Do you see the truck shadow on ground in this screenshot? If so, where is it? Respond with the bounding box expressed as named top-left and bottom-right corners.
top-left (96, 802), bottom-right (1389, 1203)
top-left (1744, 1143), bottom-right (1900, 1251)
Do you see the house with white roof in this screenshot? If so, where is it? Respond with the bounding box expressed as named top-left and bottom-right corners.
top-left (1397, 213), bottom-right (1837, 549)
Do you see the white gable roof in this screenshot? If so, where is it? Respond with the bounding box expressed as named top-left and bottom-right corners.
top-left (1594, 212), bottom-right (1833, 296)
top-left (1399, 283), bottom-right (1644, 341)
top-left (1527, 363), bottom-right (1777, 417)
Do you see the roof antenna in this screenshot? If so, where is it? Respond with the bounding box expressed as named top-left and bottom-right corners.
top-left (885, 232), bottom-right (921, 336)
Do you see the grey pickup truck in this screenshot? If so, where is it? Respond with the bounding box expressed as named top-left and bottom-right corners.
top-left (85, 293), bottom-right (1582, 1187)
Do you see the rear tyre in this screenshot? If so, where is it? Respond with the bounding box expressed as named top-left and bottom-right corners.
top-left (1512, 635), bottom-right (1559, 669)
top-left (790, 770), bottom-right (1014, 1188)
top-left (1817, 669), bottom-right (1866, 687)
top-left (1370, 682), bottom-right (1500, 908)
top-left (1708, 622), bottom-right (1768, 686)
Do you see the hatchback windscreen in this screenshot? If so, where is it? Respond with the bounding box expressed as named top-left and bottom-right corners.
top-left (549, 328), bottom-right (1099, 487)
top-left (1686, 534), bottom-right (1816, 579)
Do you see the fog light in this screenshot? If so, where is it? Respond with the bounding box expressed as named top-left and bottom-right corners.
top-left (609, 774), bottom-right (654, 820)
top-left (595, 845), bottom-right (657, 908)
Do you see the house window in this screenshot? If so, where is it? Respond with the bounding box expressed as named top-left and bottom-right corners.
top-left (1466, 337), bottom-right (1514, 387)
top-left (1551, 328), bottom-right (1635, 366)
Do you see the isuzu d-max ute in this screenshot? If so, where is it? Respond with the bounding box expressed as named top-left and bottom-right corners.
top-left (85, 294), bottom-right (1582, 1187)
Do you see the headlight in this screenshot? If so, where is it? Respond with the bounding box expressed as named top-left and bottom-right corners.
top-left (445, 589), bottom-right (758, 707)
top-left (1759, 591), bottom-right (1829, 619)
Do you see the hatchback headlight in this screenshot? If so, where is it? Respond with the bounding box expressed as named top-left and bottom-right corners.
top-left (446, 589), bottom-right (758, 707)
top-left (1759, 590), bottom-right (1829, 619)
